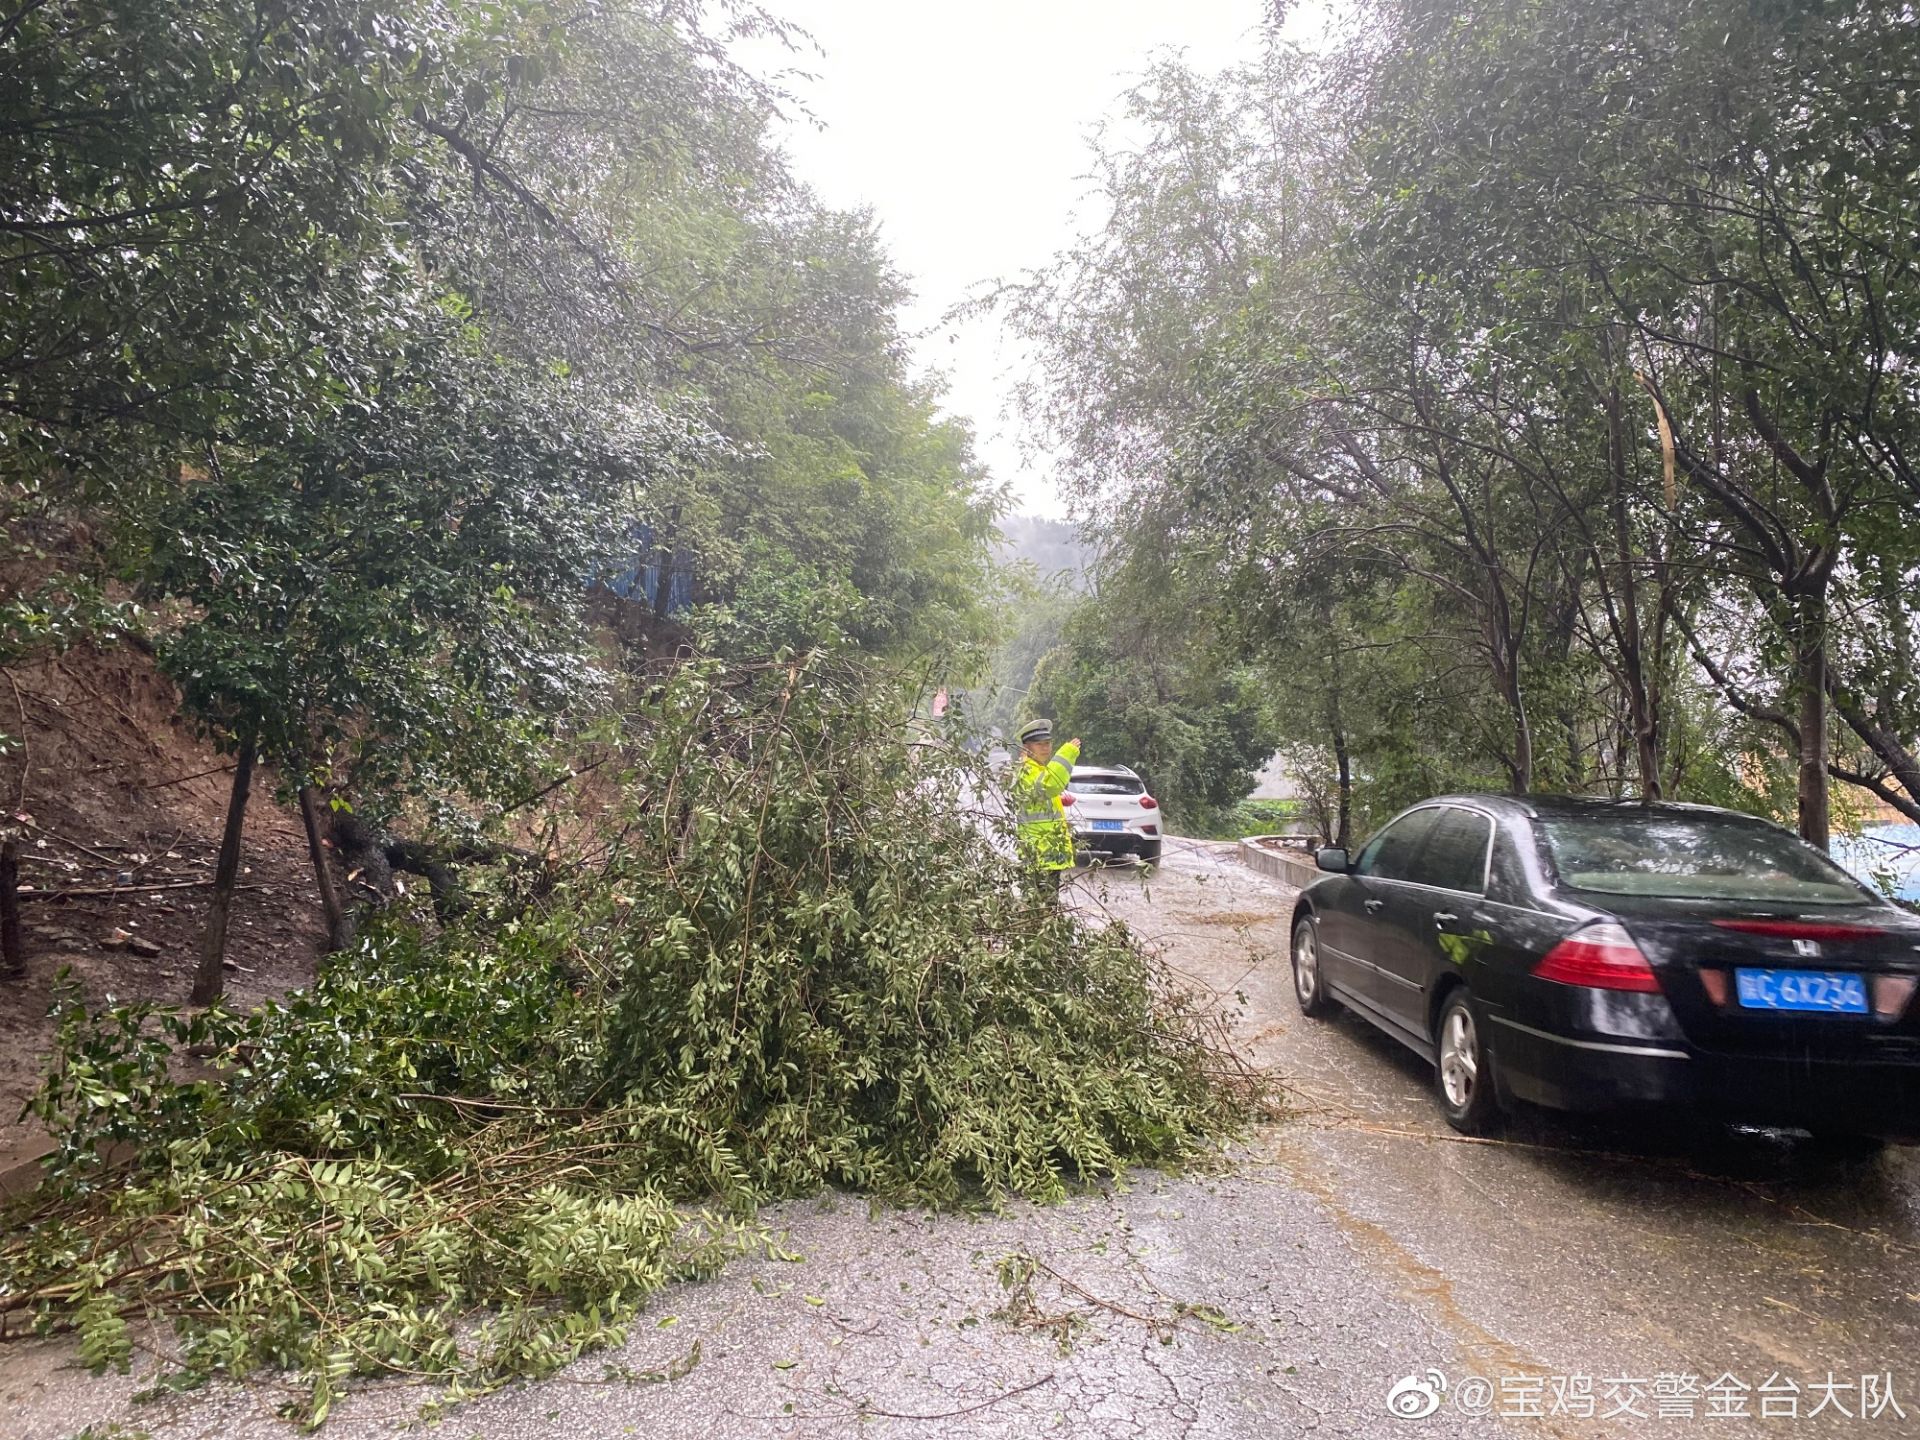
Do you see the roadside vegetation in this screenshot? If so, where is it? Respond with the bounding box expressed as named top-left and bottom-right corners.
top-left (0, 660), bottom-right (1243, 1422)
top-left (1, 0), bottom-right (998, 992)
top-left (1196, 800), bottom-right (1304, 844)
top-left (1025, 592), bottom-right (1279, 834)
top-left (997, 0), bottom-right (1920, 849)
top-left (7, 0), bottom-right (1915, 1420)
top-left (0, 0), bottom-right (1247, 1420)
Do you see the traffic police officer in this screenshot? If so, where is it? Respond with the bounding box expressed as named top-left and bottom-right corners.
top-left (1012, 718), bottom-right (1080, 894)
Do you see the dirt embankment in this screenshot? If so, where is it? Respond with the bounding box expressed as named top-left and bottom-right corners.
top-left (0, 640), bottom-right (325, 1173)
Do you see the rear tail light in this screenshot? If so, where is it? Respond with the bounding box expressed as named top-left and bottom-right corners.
top-left (1711, 919), bottom-right (1885, 940)
top-left (1059, 793), bottom-right (1074, 806)
top-left (1533, 922), bottom-right (1663, 994)
top-left (1139, 796), bottom-right (1158, 809)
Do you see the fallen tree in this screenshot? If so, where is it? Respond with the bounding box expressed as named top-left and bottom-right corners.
top-left (328, 814), bottom-right (552, 937)
top-left (0, 656), bottom-right (1250, 1424)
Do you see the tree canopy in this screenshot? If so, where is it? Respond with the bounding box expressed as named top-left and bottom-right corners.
top-left (998, 0), bottom-right (1920, 844)
top-left (2, 0), bottom-right (1001, 985)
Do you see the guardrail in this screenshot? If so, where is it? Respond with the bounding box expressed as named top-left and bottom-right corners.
top-left (1236, 835), bottom-right (1322, 890)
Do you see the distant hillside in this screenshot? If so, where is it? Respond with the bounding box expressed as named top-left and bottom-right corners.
top-left (995, 515), bottom-right (1095, 589)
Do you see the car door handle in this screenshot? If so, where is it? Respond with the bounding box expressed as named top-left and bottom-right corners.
top-left (1433, 911), bottom-right (1458, 928)
top-left (1364, 899), bottom-right (1385, 914)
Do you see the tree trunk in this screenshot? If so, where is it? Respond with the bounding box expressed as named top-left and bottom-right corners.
top-left (1794, 592), bottom-right (1830, 851)
top-left (0, 838), bottom-right (22, 981)
top-left (1333, 741), bottom-right (1352, 853)
top-left (1507, 684), bottom-right (1535, 793)
top-left (1486, 599), bottom-right (1534, 793)
top-left (1327, 665), bottom-right (1352, 851)
top-left (650, 506), bottom-right (681, 619)
top-left (190, 734), bottom-right (256, 1006)
top-left (299, 783), bottom-right (350, 951)
top-left (1605, 358), bottom-right (1662, 801)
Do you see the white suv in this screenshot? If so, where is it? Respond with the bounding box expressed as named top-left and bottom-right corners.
top-left (1063, 765), bottom-right (1163, 866)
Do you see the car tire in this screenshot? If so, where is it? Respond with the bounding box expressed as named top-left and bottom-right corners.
top-left (1139, 840), bottom-right (1162, 866)
top-left (1291, 915), bottom-right (1336, 1018)
top-left (1435, 988), bottom-right (1503, 1136)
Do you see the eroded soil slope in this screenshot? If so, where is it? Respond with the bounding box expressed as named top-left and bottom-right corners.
top-left (0, 641), bottom-right (324, 1173)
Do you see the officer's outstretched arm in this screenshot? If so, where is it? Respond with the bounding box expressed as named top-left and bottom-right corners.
top-left (1043, 738), bottom-right (1081, 794)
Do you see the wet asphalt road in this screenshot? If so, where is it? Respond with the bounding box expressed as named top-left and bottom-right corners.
top-left (1121, 839), bottom-right (1920, 1438)
top-left (6, 838), bottom-right (1919, 1438)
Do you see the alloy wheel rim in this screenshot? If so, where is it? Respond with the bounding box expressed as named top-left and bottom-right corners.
top-left (1294, 928), bottom-right (1318, 1003)
top-left (1440, 1007), bottom-right (1478, 1109)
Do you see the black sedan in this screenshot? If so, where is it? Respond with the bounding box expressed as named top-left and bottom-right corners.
top-left (1290, 795), bottom-right (1920, 1143)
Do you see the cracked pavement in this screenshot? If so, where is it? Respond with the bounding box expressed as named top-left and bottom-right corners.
top-left (7, 838), bottom-right (1920, 1438)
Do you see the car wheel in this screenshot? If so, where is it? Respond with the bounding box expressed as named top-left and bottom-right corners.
top-left (1139, 841), bottom-right (1162, 866)
top-left (1435, 989), bottom-right (1502, 1136)
top-left (1291, 916), bottom-right (1336, 1018)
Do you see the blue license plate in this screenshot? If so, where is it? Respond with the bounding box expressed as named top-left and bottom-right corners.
top-left (1092, 819), bottom-right (1124, 832)
top-left (1734, 968), bottom-right (1868, 1014)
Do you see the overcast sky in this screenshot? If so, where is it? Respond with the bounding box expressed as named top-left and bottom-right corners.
top-left (738, 2), bottom-right (1270, 519)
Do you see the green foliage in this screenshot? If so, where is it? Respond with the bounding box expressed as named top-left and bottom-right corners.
top-left (967, 575), bottom-right (1077, 739)
top-left (0, 660), bottom-right (1241, 1421)
top-left (145, 349), bottom-right (658, 807)
top-left (1028, 595), bottom-right (1280, 831)
top-left (688, 538), bottom-right (871, 656)
top-left (0, 574), bottom-right (139, 696)
top-left (3, 0), bottom-right (1000, 832)
top-left (1195, 799), bottom-right (1301, 843)
top-left (647, 212), bottom-right (1002, 666)
top-left (999, 1), bottom-right (1920, 837)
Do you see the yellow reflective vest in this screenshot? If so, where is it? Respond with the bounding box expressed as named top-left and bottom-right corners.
top-left (1012, 739), bottom-right (1080, 871)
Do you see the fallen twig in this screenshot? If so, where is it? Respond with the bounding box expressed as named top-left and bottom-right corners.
top-left (853, 1373), bottom-right (1056, 1421)
top-left (19, 879), bottom-right (268, 901)
top-left (10, 817), bottom-right (122, 865)
top-left (770, 1373), bottom-right (1056, 1424)
top-left (131, 763), bottom-right (236, 790)
top-left (394, 1093), bottom-right (589, 1116)
top-left (503, 758), bottom-right (608, 816)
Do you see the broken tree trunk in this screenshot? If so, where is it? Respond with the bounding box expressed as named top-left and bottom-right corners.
top-left (190, 734), bottom-right (256, 1006)
top-left (332, 814), bottom-right (547, 938)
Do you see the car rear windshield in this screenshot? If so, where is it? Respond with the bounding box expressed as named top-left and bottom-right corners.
top-left (1069, 773), bottom-right (1143, 796)
top-left (1540, 814), bottom-right (1868, 904)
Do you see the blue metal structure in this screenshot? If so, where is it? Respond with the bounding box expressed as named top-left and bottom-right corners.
top-left (601, 524), bottom-right (694, 615)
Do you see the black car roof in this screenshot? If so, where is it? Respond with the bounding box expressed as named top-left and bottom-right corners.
top-left (1431, 793), bottom-right (1759, 823)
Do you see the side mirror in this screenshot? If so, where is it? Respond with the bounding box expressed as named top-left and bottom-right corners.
top-left (1315, 847), bottom-right (1351, 874)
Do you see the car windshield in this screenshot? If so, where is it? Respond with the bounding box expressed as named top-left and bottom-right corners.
top-left (1540, 814), bottom-right (1869, 904)
top-left (1069, 773), bottom-right (1143, 796)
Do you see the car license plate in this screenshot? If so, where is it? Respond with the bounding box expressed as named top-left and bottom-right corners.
top-left (1733, 968), bottom-right (1869, 1014)
top-left (1092, 819), bottom-right (1124, 832)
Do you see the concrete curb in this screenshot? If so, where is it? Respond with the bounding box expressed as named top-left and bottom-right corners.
top-left (1236, 834), bottom-right (1320, 890)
